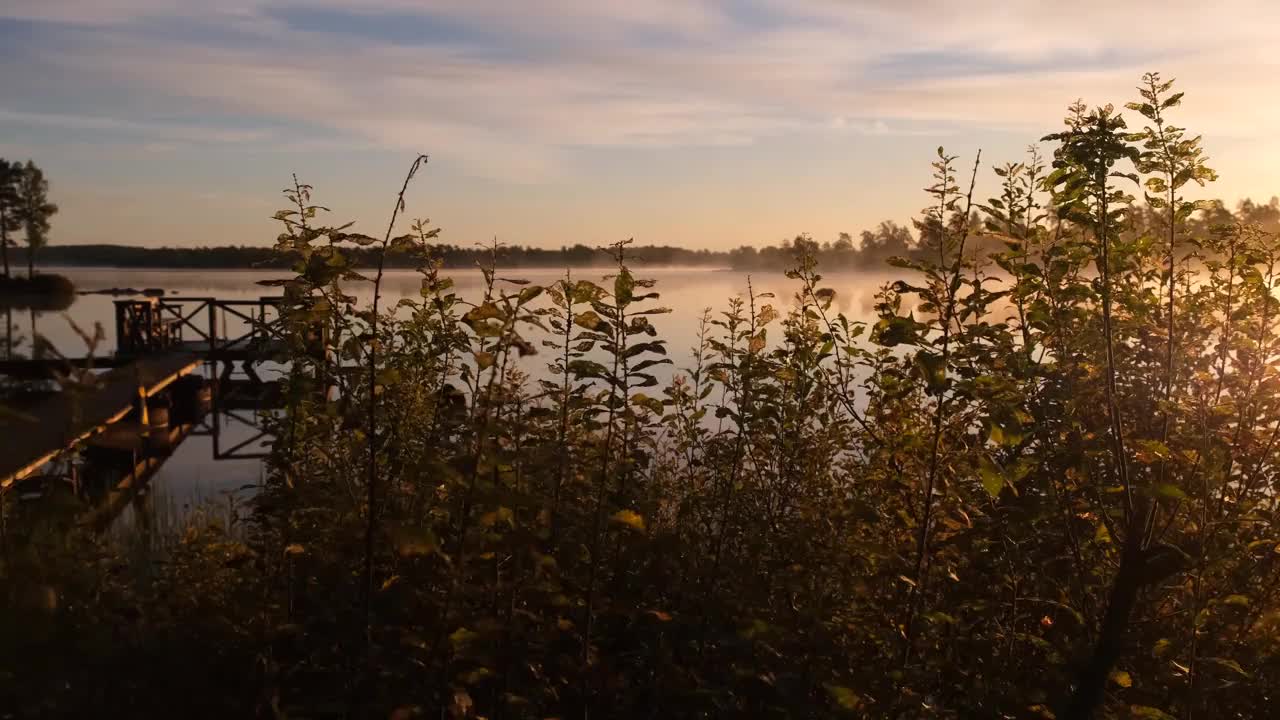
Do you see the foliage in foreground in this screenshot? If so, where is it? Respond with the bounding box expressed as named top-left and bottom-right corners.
top-left (4, 74), bottom-right (1280, 719)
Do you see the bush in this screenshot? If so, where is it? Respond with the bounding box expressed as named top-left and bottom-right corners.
top-left (5, 73), bottom-right (1278, 719)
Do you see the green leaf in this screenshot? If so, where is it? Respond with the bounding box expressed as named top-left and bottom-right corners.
top-left (614, 270), bottom-right (635, 304)
top-left (914, 349), bottom-right (946, 394)
top-left (1204, 657), bottom-right (1250, 677)
top-left (987, 413), bottom-right (1025, 447)
top-left (1095, 523), bottom-right (1112, 544)
top-left (624, 341), bottom-right (667, 359)
top-left (611, 509), bottom-right (646, 531)
top-left (630, 393), bottom-right (665, 415)
top-left (387, 233), bottom-right (418, 253)
top-left (1149, 484), bottom-right (1188, 501)
top-left (1132, 439), bottom-right (1170, 464)
top-left (479, 506), bottom-right (515, 528)
top-left (824, 684), bottom-right (863, 712)
top-left (875, 315), bottom-right (919, 347)
top-left (979, 454), bottom-right (1005, 498)
top-left (337, 232), bottom-right (379, 246)
top-left (449, 627), bottom-right (478, 650)
top-left (574, 310), bottom-right (606, 331)
top-left (1129, 705), bottom-right (1175, 720)
top-left (464, 301), bottom-right (502, 321)
top-left (392, 527), bottom-right (438, 558)
top-left (572, 280), bottom-right (604, 303)
top-left (568, 359), bottom-right (609, 379)
top-left (1245, 539), bottom-right (1275, 553)
top-left (517, 286), bottom-right (543, 304)
top-left (757, 304), bottom-right (778, 325)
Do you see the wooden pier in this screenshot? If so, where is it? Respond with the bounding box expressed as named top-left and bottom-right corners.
top-left (115, 296), bottom-right (288, 377)
top-left (0, 295), bottom-right (287, 493)
top-left (0, 351), bottom-right (200, 489)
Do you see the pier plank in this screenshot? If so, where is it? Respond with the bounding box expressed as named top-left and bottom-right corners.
top-left (0, 352), bottom-right (199, 488)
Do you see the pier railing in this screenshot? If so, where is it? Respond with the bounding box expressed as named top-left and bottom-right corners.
top-left (114, 298), bottom-right (181, 353)
top-left (115, 297), bottom-right (285, 359)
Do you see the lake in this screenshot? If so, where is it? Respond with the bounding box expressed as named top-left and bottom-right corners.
top-left (24, 265), bottom-right (905, 359)
top-left (6, 265), bottom-right (910, 535)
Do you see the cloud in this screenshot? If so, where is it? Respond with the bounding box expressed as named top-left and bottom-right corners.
top-left (0, 0), bottom-right (264, 26)
top-left (2, 0), bottom-right (1277, 183)
top-left (0, 108), bottom-right (273, 144)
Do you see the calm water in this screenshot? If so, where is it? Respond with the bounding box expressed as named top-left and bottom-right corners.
top-left (7, 265), bottom-right (910, 534)
top-left (28, 266), bottom-right (903, 360)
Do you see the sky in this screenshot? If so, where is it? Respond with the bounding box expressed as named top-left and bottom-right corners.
top-left (1, 0), bottom-right (1279, 251)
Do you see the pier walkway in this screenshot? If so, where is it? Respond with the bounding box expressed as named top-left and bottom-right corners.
top-left (0, 352), bottom-right (199, 488)
top-left (1, 295), bottom-right (286, 490)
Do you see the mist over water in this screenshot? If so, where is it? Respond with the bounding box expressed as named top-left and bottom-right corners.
top-left (34, 266), bottom-right (912, 364)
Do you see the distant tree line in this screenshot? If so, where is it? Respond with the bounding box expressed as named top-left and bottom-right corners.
top-left (8, 221), bottom-right (945, 271)
top-left (25, 242), bottom-right (728, 270)
top-left (30, 197), bottom-right (1280, 273)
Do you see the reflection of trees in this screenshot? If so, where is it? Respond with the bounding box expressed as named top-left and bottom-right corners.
top-left (3, 306), bottom-right (30, 361)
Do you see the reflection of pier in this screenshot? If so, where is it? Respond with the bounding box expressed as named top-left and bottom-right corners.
top-left (0, 297), bottom-right (286, 506)
top-left (196, 378), bottom-right (280, 462)
top-left (78, 377), bottom-right (280, 530)
top-left (0, 352), bottom-right (201, 489)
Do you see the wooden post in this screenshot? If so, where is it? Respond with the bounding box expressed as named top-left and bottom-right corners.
top-left (207, 301), bottom-right (218, 355)
top-left (211, 373), bottom-right (222, 459)
top-left (114, 301), bottom-right (128, 354)
top-left (137, 385), bottom-right (149, 428)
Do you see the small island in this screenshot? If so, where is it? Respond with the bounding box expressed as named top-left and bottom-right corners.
top-left (0, 273), bottom-right (75, 311)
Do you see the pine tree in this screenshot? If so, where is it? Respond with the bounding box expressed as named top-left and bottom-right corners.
top-left (16, 161), bottom-right (57, 278)
top-left (0, 160), bottom-right (21, 279)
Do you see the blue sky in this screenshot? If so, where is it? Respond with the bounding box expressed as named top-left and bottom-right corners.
top-left (1, 0), bottom-right (1278, 249)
